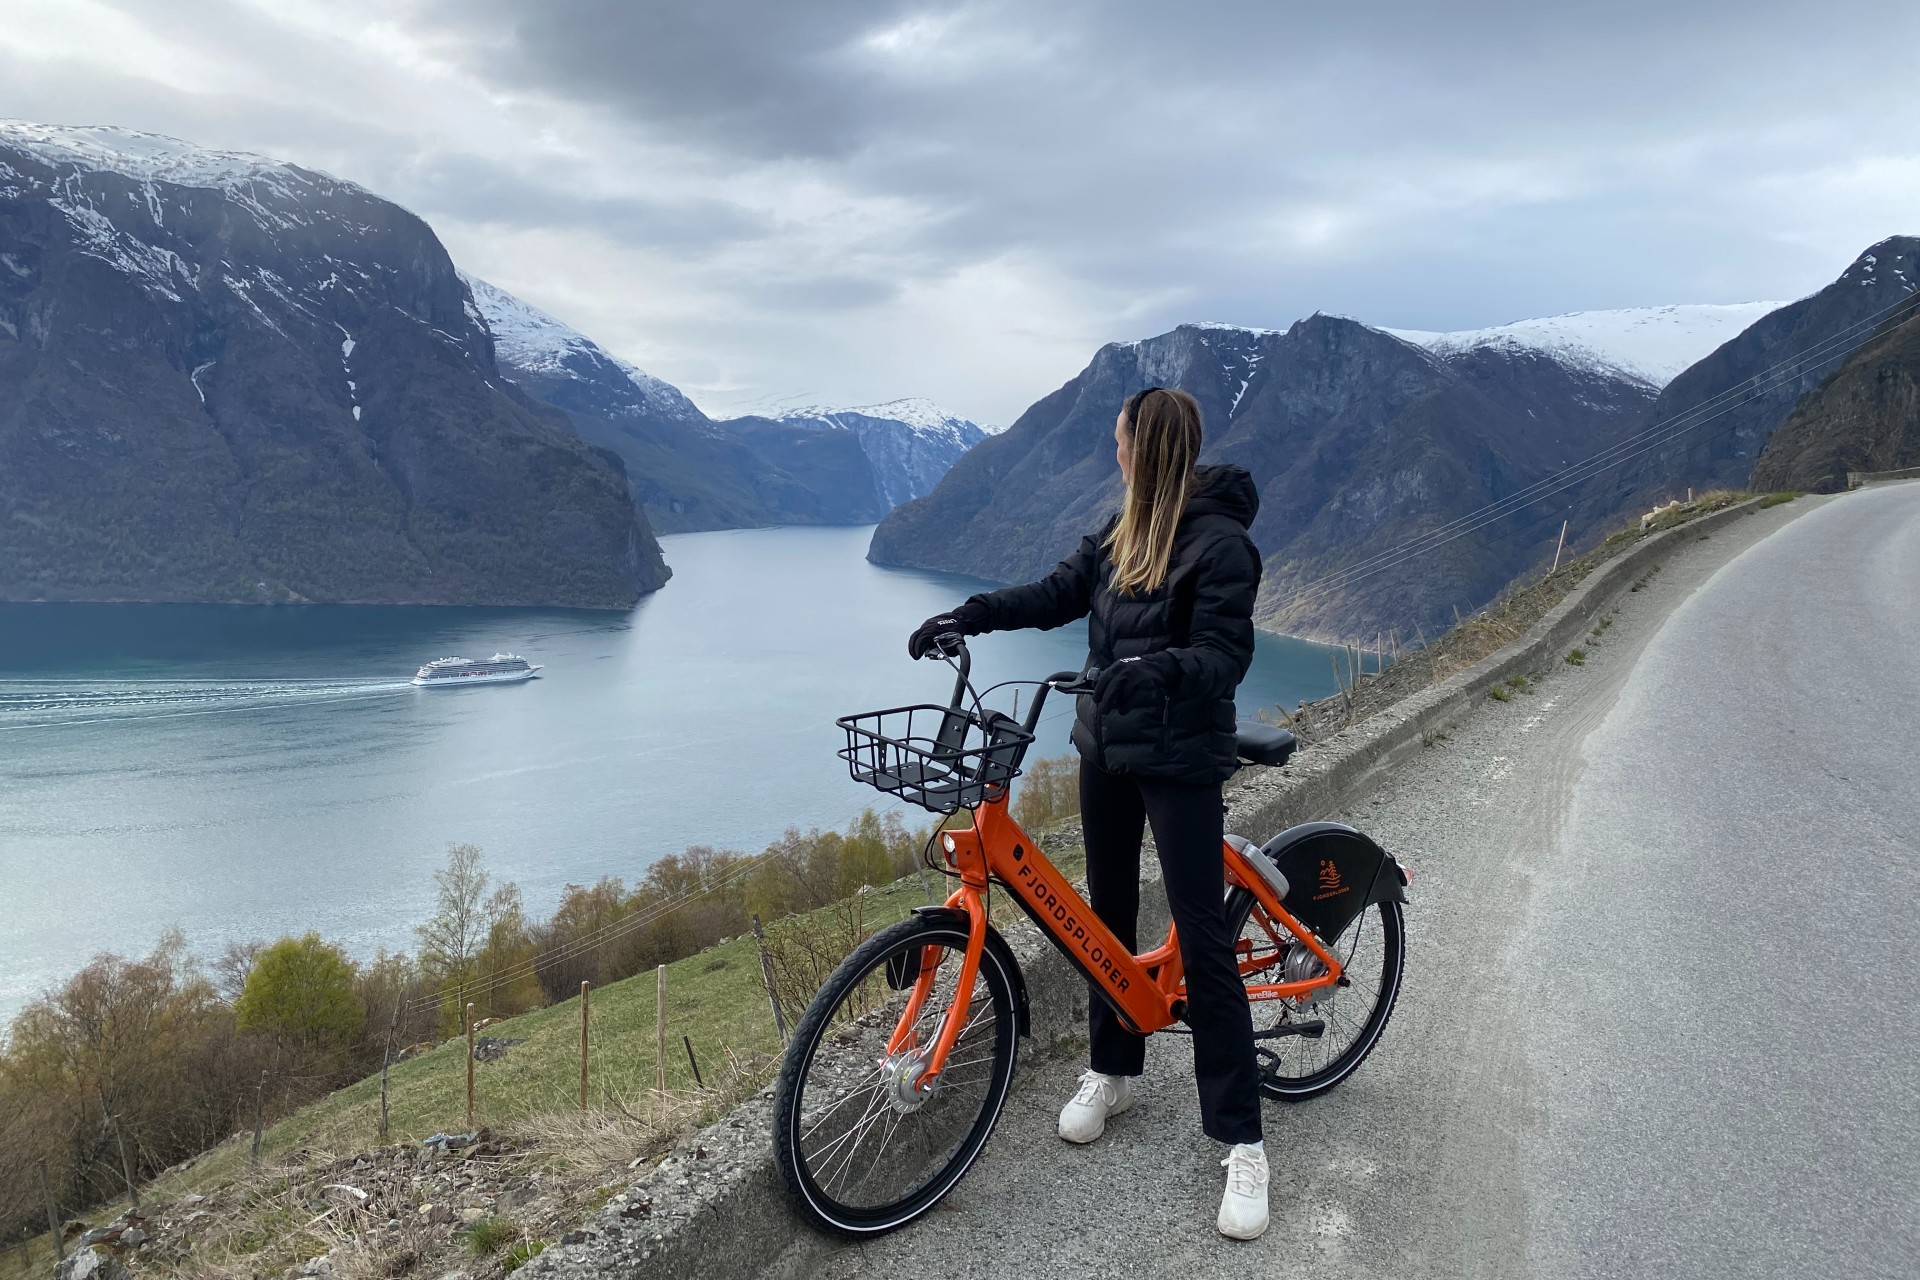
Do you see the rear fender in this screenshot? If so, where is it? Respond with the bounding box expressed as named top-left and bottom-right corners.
top-left (910, 905), bottom-right (1031, 1038)
top-left (1255, 821), bottom-right (1409, 944)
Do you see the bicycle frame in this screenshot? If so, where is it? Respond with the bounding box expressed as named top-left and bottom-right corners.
top-left (888, 791), bottom-right (1347, 1087)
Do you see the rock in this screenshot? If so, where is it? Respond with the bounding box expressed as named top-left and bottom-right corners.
top-left (118, 1228), bottom-right (148, 1247)
top-left (53, 1246), bottom-right (130, 1280)
top-left (471, 1036), bottom-right (524, 1063)
top-left (429, 1204), bottom-right (456, 1226)
top-left (458, 1207), bottom-right (488, 1223)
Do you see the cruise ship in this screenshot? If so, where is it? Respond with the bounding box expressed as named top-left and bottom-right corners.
top-left (412, 654), bottom-right (542, 687)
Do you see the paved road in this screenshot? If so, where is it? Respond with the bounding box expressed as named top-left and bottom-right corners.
top-left (793, 486), bottom-right (1919, 1280)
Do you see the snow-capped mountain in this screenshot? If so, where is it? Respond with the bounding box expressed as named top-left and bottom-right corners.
top-left (1384, 303), bottom-right (1786, 389)
top-left (461, 275), bottom-right (983, 528)
top-left (761, 399), bottom-right (992, 507)
top-left (0, 120), bottom-right (665, 606)
top-left (461, 273), bottom-right (706, 427)
top-left (876, 276), bottom-right (1919, 643)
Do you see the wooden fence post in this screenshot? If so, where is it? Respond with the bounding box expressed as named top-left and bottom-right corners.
top-left (655, 966), bottom-right (668, 1095)
top-left (465, 1003), bottom-right (477, 1130)
top-left (378, 1000), bottom-right (399, 1144)
top-left (752, 915), bottom-right (788, 1045)
top-left (37, 1159), bottom-right (63, 1261)
top-left (580, 981), bottom-right (591, 1113)
top-left (251, 1072), bottom-right (267, 1168)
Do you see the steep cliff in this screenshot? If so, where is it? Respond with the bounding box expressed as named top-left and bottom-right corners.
top-left (0, 122), bottom-right (666, 606)
top-left (1750, 308), bottom-right (1920, 492)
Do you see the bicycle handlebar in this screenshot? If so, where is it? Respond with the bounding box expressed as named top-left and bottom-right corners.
top-left (919, 637), bottom-right (1095, 734)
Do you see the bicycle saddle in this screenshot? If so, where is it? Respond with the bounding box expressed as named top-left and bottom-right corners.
top-left (1234, 721), bottom-right (1297, 767)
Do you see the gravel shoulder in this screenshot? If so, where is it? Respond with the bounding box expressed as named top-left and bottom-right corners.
top-left (795, 494), bottom-right (1831, 1280)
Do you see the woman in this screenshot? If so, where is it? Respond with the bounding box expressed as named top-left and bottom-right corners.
top-left (905, 386), bottom-right (1269, 1240)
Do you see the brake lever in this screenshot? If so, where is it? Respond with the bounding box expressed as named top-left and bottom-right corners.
top-left (1050, 666), bottom-right (1100, 697)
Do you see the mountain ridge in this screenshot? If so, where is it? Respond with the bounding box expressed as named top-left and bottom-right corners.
top-left (0, 119), bottom-right (666, 607)
top-left (870, 312), bottom-right (1664, 642)
top-left (462, 273), bottom-right (986, 529)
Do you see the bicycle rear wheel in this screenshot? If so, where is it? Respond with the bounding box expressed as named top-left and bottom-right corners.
top-left (1226, 888), bottom-right (1404, 1100)
top-left (773, 915), bottom-right (1019, 1236)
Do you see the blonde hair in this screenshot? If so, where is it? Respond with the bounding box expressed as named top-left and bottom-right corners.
top-left (1105, 387), bottom-right (1202, 595)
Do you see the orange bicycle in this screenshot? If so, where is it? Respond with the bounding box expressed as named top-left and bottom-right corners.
top-left (772, 640), bottom-right (1410, 1236)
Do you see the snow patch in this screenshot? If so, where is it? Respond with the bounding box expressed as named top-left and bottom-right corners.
top-left (0, 120), bottom-right (355, 194)
top-left (1382, 303), bottom-right (1787, 389)
top-left (777, 396), bottom-right (996, 439)
top-left (459, 271), bottom-right (708, 425)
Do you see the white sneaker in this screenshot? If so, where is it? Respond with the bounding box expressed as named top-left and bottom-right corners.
top-left (1217, 1142), bottom-right (1270, 1240)
top-left (1057, 1070), bottom-right (1134, 1143)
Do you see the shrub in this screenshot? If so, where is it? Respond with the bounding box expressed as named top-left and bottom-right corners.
top-left (504, 1240), bottom-right (548, 1272)
top-left (1566, 649), bottom-right (1587, 666)
top-left (235, 933), bottom-right (365, 1053)
top-left (465, 1217), bottom-right (519, 1255)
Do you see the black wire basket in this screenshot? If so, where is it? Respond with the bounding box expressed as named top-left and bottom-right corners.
top-left (837, 703), bottom-right (1036, 814)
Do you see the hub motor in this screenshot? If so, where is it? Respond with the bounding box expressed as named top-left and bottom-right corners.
top-left (879, 1050), bottom-right (932, 1113)
top-left (1282, 942), bottom-right (1333, 1009)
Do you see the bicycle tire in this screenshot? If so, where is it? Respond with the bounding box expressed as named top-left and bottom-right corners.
top-left (1226, 888), bottom-right (1405, 1100)
top-left (773, 915), bottom-right (1020, 1236)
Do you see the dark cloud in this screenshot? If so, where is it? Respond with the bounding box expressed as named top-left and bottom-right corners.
top-left (5, 0), bottom-right (1918, 419)
top-left (445, 0), bottom-right (1920, 322)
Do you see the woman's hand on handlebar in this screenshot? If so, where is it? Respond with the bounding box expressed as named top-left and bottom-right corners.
top-left (907, 604), bottom-right (985, 660)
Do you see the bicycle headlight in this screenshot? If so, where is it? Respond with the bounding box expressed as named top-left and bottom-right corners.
top-left (942, 832), bottom-right (957, 855)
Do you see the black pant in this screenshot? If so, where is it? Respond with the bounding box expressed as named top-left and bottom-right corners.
top-left (1080, 759), bottom-right (1263, 1145)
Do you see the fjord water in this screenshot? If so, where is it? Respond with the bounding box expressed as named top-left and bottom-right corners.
top-left (0, 525), bottom-right (1343, 1020)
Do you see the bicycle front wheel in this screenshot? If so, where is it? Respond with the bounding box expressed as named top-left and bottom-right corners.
top-left (772, 915), bottom-right (1019, 1236)
top-left (1227, 889), bottom-right (1405, 1100)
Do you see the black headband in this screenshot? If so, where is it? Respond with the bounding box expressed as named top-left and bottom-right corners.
top-left (1123, 386), bottom-right (1165, 419)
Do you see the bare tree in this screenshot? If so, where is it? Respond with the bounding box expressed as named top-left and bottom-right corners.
top-left (416, 844), bottom-right (490, 1025)
top-left (210, 939), bottom-right (266, 1004)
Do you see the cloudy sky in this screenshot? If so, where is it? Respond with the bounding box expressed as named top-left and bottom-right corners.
top-left (4, 1), bottom-right (1917, 424)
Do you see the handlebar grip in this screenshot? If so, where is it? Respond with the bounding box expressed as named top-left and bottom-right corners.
top-left (1046, 667), bottom-right (1099, 696)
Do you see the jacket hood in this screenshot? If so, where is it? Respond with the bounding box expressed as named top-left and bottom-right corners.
top-left (1185, 464), bottom-right (1259, 529)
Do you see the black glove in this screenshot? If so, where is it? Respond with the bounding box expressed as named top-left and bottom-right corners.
top-left (907, 603), bottom-right (986, 660)
top-left (1094, 654), bottom-right (1174, 708)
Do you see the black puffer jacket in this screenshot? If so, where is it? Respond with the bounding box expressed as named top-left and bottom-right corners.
top-left (961, 465), bottom-right (1262, 784)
